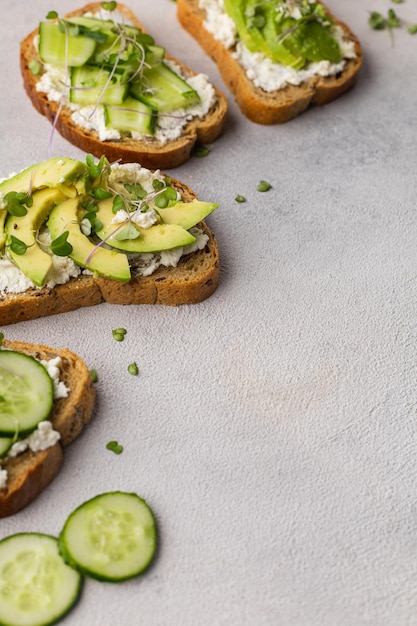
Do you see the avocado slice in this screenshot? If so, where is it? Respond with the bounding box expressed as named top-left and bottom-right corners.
top-left (223, 0), bottom-right (304, 68)
top-left (0, 158), bottom-right (88, 250)
top-left (48, 198), bottom-right (131, 282)
top-left (156, 201), bottom-right (218, 231)
top-left (5, 187), bottom-right (65, 287)
top-left (94, 198), bottom-right (196, 253)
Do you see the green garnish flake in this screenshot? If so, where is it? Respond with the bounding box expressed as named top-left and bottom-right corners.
top-left (50, 231), bottom-right (73, 257)
top-left (28, 60), bottom-right (41, 76)
top-left (369, 12), bottom-right (387, 30)
top-left (46, 10), bottom-right (58, 19)
top-left (112, 327), bottom-right (127, 342)
top-left (257, 180), bottom-right (272, 192)
top-left (408, 24), bottom-right (417, 34)
top-left (127, 362), bottom-right (139, 376)
top-left (391, 0), bottom-right (403, 3)
top-left (9, 236), bottom-right (28, 256)
top-left (235, 195), bottom-right (246, 203)
top-left (101, 1), bottom-right (117, 11)
top-left (89, 369), bottom-right (98, 383)
top-left (194, 145), bottom-right (210, 158)
top-left (106, 440), bottom-right (123, 454)
top-left (0, 333), bottom-right (4, 348)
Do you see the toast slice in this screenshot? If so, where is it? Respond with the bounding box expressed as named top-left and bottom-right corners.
top-left (177, 0), bottom-right (363, 124)
top-left (0, 165), bottom-right (220, 326)
top-left (20, 2), bottom-right (228, 169)
top-left (0, 340), bottom-right (95, 518)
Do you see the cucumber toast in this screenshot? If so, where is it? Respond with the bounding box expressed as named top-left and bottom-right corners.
top-left (0, 339), bottom-right (95, 518)
top-left (20, 2), bottom-right (228, 169)
top-left (177, 0), bottom-right (363, 124)
top-left (0, 155), bottom-right (220, 325)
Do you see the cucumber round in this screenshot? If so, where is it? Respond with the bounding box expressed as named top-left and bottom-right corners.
top-left (0, 436), bottom-right (13, 458)
top-left (59, 491), bottom-right (157, 582)
top-left (0, 351), bottom-right (54, 437)
top-left (0, 533), bottom-right (82, 626)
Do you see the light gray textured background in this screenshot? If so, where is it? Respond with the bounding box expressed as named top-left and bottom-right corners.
top-left (1, 1), bottom-right (417, 624)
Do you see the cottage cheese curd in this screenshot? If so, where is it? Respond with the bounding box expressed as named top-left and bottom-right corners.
top-left (199, 0), bottom-right (357, 92)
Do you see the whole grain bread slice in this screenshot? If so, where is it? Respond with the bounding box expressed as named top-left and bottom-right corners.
top-left (20, 2), bottom-right (228, 169)
top-left (0, 178), bottom-right (220, 326)
top-left (0, 340), bottom-right (95, 517)
top-left (177, 0), bottom-right (363, 124)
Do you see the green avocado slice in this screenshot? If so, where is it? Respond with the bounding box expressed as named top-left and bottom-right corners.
top-left (94, 198), bottom-right (196, 253)
top-left (0, 158), bottom-right (88, 251)
top-left (5, 187), bottom-right (65, 287)
top-left (48, 197), bottom-right (131, 282)
top-left (156, 201), bottom-right (218, 231)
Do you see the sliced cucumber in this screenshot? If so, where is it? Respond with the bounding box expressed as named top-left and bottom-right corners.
top-left (0, 436), bottom-right (13, 458)
top-left (59, 491), bottom-right (157, 582)
top-left (0, 351), bottom-right (53, 437)
top-left (38, 22), bottom-right (96, 67)
top-left (131, 62), bottom-right (200, 114)
top-left (0, 533), bottom-right (82, 626)
top-left (104, 97), bottom-right (156, 135)
top-left (70, 66), bottom-right (128, 106)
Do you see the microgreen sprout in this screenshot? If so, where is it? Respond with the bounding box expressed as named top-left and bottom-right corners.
top-left (28, 60), bottom-right (41, 76)
top-left (50, 231), bottom-right (73, 256)
top-left (8, 236), bottom-right (28, 256)
top-left (4, 191), bottom-right (33, 217)
top-left (257, 180), bottom-right (272, 192)
top-left (127, 362), bottom-right (139, 376)
top-left (89, 369), bottom-right (99, 383)
top-left (106, 440), bottom-right (123, 454)
top-left (194, 145), bottom-right (210, 158)
top-left (235, 195), bottom-right (246, 203)
top-left (112, 327), bottom-right (127, 342)
top-left (101, 1), bottom-right (117, 11)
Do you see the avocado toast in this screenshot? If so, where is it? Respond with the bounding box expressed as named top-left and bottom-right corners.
top-left (177, 0), bottom-right (363, 124)
top-left (0, 156), bottom-right (220, 325)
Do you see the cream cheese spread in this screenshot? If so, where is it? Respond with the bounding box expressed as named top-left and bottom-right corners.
top-left (199, 0), bottom-right (357, 92)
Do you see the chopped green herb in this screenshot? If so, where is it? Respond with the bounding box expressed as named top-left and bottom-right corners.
top-left (9, 236), bottom-right (28, 256)
top-left (112, 327), bottom-right (127, 342)
top-left (106, 440), bottom-right (123, 454)
top-left (235, 195), bottom-right (246, 203)
top-left (391, 0), bottom-right (403, 4)
top-left (50, 231), bottom-right (73, 257)
top-left (387, 8), bottom-right (400, 28)
top-left (257, 180), bottom-right (272, 192)
top-left (89, 369), bottom-right (98, 383)
top-left (127, 362), bottom-right (139, 376)
top-left (408, 24), bottom-right (417, 34)
top-left (194, 145), bottom-right (210, 158)
top-left (0, 333), bottom-right (4, 347)
top-left (46, 10), bottom-right (58, 19)
top-left (369, 12), bottom-right (387, 30)
top-left (101, 1), bottom-right (117, 10)
top-left (28, 60), bottom-right (41, 76)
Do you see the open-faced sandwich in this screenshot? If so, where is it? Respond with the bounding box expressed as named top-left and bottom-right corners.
top-left (0, 155), bottom-right (220, 325)
top-left (20, 2), bottom-right (228, 169)
top-left (0, 337), bottom-right (95, 517)
top-left (177, 0), bottom-right (363, 124)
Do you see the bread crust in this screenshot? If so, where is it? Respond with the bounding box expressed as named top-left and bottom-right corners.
top-left (20, 2), bottom-right (228, 169)
top-left (177, 0), bottom-right (363, 124)
top-left (0, 179), bottom-right (220, 325)
top-left (0, 340), bottom-right (96, 517)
